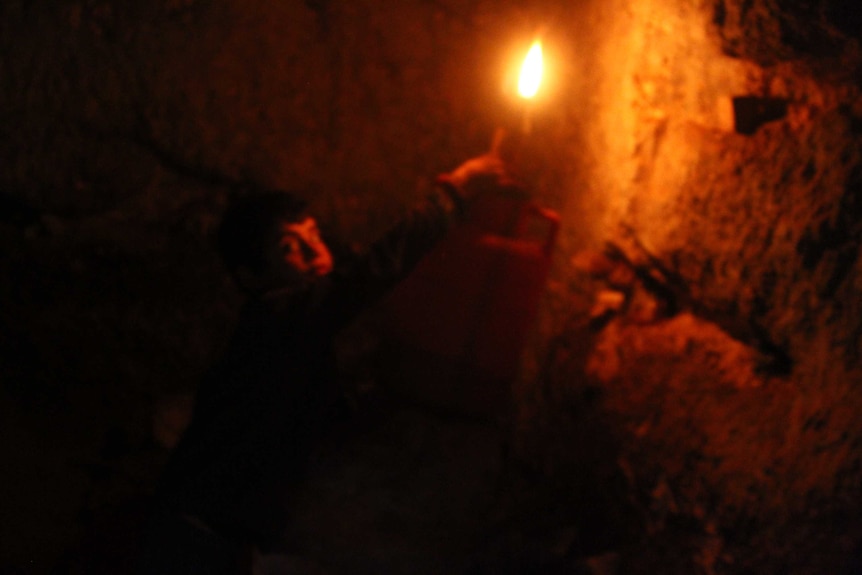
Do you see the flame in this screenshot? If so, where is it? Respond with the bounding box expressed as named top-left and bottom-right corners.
top-left (517, 40), bottom-right (543, 99)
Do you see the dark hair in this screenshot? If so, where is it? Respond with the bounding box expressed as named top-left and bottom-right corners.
top-left (216, 190), bottom-right (309, 276)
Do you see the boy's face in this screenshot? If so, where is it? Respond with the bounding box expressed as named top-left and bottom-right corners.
top-left (278, 217), bottom-right (334, 279)
top-left (255, 216), bottom-right (334, 292)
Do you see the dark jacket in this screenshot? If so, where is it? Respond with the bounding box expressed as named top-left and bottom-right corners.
top-left (155, 186), bottom-right (463, 546)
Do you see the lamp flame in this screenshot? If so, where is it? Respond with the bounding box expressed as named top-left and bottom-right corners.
top-left (517, 41), bottom-right (543, 99)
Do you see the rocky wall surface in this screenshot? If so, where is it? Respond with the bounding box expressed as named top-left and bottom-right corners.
top-left (527, 0), bottom-right (862, 572)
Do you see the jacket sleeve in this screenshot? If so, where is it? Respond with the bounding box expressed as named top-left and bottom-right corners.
top-left (311, 183), bottom-right (465, 333)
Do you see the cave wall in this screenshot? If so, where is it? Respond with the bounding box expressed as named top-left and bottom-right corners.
top-left (534, 0), bottom-right (862, 572)
top-left (1, 0), bottom-right (861, 573)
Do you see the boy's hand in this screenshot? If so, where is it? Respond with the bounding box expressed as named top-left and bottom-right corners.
top-left (437, 153), bottom-right (519, 200)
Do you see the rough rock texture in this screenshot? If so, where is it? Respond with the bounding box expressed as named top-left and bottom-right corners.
top-left (1, 0), bottom-right (861, 573)
top-left (526, 0), bottom-right (862, 572)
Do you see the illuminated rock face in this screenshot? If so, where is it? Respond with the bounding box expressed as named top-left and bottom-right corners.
top-left (0, 0), bottom-right (860, 573)
top-left (535, 0), bottom-right (862, 571)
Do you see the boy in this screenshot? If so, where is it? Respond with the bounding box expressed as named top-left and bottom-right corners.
top-left (140, 153), bottom-right (512, 574)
